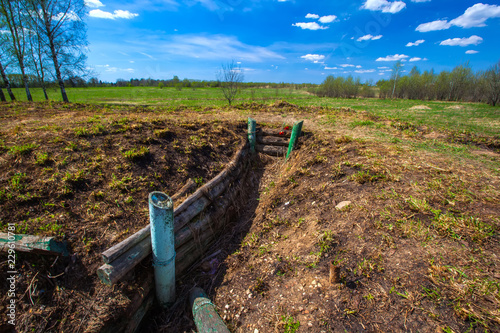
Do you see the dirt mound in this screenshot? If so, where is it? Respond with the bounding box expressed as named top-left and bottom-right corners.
top-left (409, 105), bottom-right (431, 110)
top-left (445, 105), bottom-right (465, 110)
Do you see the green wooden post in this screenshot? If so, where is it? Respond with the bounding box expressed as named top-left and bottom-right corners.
top-left (248, 117), bottom-right (256, 153)
top-left (190, 287), bottom-right (230, 333)
top-left (286, 120), bottom-right (303, 159)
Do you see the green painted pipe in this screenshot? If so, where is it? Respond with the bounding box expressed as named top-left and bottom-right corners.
top-left (149, 191), bottom-right (175, 308)
top-left (286, 120), bottom-right (304, 159)
top-left (248, 117), bottom-right (256, 153)
top-left (190, 287), bottom-right (230, 333)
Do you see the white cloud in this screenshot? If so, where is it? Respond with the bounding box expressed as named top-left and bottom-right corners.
top-left (465, 50), bottom-right (479, 54)
top-left (377, 66), bottom-right (389, 69)
top-left (361, 0), bottom-right (406, 14)
top-left (140, 52), bottom-right (156, 60)
top-left (324, 66), bottom-right (338, 70)
top-left (301, 54), bottom-right (325, 63)
top-left (339, 64), bottom-right (355, 67)
top-left (52, 11), bottom-right (80, 21)
top-left (357, 34), bottom-right (383, 41)
top-left (440, 35), bottom-right (483, 47)
top-left (450, 3), bottom-right (500, 28)
top-left (96, 64), bottom-right (134, 73)
top-left (406, 39), bottom-right (425, 47)
top-left (355, 69), bottom-right (376, 73)
top-left (409, 57), bottom-right (428, 62)
top-left (416, 4), bottom-right (500, 32)
top-left (292, 22), bottom-right (328, 30)
top-left (356, 65), bottom-right (362, 68)
top-left (319, 15), bottom-right (337, 23)
top-left (376, 54), bottom-right (409, 61)
top-left (305, 13), bottom-right (319, 19)
top-left (89, 9), bottom-right (139, 19)
top-left (416, 20), bottom-right (451, 32)
top-left (165, 34), bottom-right (284, 62)
top-left (84, 0), bottom-right (104, 8)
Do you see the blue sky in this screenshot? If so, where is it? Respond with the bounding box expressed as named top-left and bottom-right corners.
top-left (85, 0), bottom-right (500, 83)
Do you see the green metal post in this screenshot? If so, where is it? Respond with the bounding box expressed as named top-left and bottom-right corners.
top-left (190, 287), bottom-right (230, 333)
top-left (149, 191), bottom-right (175, 308)
top-left (248, 117), bottom-right (256, 153)
top-left (286, 120), bottom-right (303, 159)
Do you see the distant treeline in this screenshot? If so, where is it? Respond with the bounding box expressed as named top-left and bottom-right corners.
top-left (314, 61), bottom-right (500, 106)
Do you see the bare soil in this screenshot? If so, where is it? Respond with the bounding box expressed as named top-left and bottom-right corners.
top-left (1, 101), bottom-right (499, 333)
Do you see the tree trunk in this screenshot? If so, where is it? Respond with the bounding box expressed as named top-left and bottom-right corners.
top-left (44, 11), bottom-right (69, 102)
top-left (0, 88), bottom-right (6, 102)
top-left (42, 85), bottom-right (49, 100)
top-left (0, 61), bottom-right (15, 101)
top-left (22, 70), bottom-right (33, 101)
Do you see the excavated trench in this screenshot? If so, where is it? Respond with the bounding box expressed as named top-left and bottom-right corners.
top-left (94, 124), bottom-right (304, 332)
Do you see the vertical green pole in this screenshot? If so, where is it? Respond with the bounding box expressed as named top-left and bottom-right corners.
top-left (248, 117), bottom-right (256, 153)
top-left (286, 120), bottom-right (303, 159)
top-left (149, 191), bottom-right (175, 308)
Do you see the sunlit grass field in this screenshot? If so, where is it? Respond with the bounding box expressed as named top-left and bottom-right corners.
top-left (10, 86), bottom-right (500, 137)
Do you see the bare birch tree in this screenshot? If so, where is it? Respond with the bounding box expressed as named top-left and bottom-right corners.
top-left (217, 61), bottom-right (244, 105)
top-left (0, 0), bottom-right (32, 101)
top-left (25, 0), bottom-right (87, 102)
top-left (391, 60), bottom-right (403, 99)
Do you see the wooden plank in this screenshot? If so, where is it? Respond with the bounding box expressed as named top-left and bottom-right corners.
top-left (0, 233), bottom-right (68, 256)
top-left (256, 144), bottom-right (286, 157)
top-left (97, 236), bottom-right (152, 286)
top-left (256, 128), bottom-right (292, 138)
top-left (171, 178), bottom-right (197, 204)
top-left (256, 135), bottom-right (289, 147)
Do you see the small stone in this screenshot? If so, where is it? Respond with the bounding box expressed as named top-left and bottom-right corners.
top-left (317, 283), bottom-right (322, 288)
top-left (254, 329), bottom-right (259, 333)
top-left (299, 306), bottom-right (304, 311)
top-left (225, 304), bottom-right (230, 309)
top-left (312, 280), bottom-right (317, 285)
top-left (335, 201), bottom-right (352, 210)
top-left (304, 310), bottom-right (309, 314)
top-left (308, 322), bottom-right (313, 327)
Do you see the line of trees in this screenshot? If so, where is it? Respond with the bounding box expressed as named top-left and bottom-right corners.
top-left (0, 0), bottom-right (88, 102)
top-left (315, 61), bottom-right (499, 106)
top-left (377, 61), bottom-right (500, 106)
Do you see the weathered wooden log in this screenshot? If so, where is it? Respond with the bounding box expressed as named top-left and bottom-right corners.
top-left (0, 233), bottom-right (68, 256)
top-left (175, 180), bottom-right (243, 257)
top-left (174, 155), bottom-right (246, 233)
top-left (171, 178), bottom-right (197, 204)
top-left (173, 140), bottom-right (248, 217)
top-left (190, 287), bottom-right (230, 333)
top-left (97, 236), bottom-right (152, 286)
top-left (102, 178), bottom-right (197, 264)
top-left (256, 135), bottom-right (289, 147)
top-left (256, 128), bottom-right (292, 138)
top-left (256, 144), bottom-right (286, 157)
top-left (175, 175), bottom-right (248, 275)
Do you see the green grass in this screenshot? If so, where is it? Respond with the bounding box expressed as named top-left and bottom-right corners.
top-left (10, 87), bottom-right (500, 137)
